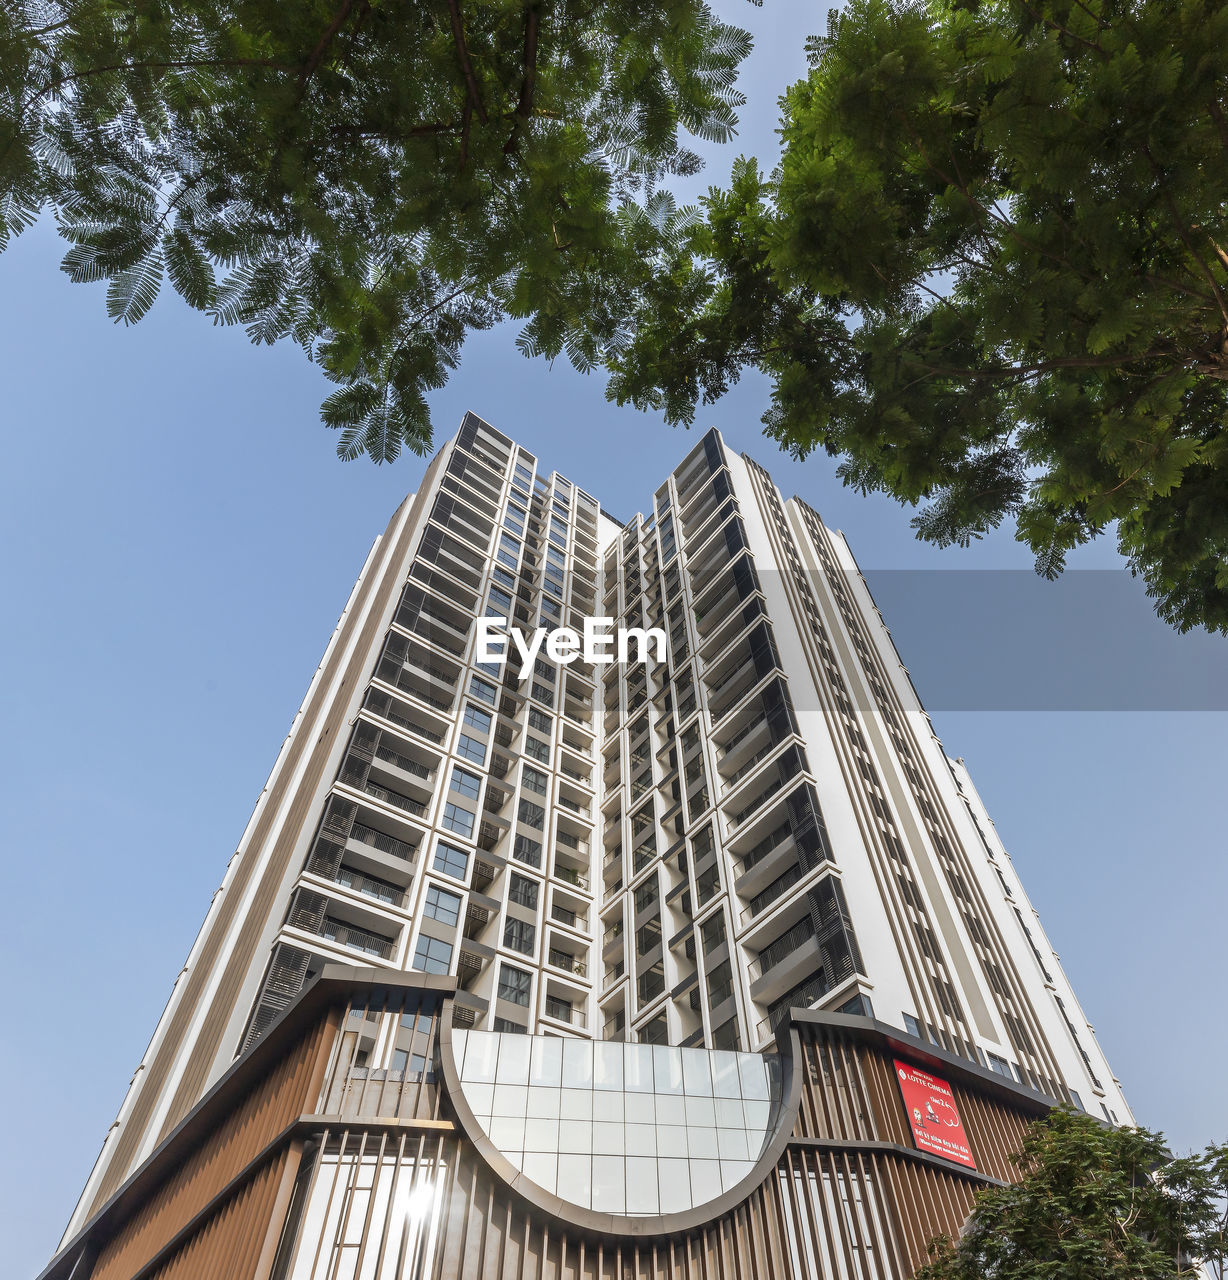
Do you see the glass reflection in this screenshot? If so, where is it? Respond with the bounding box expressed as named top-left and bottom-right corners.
top-left (454, 1030), bottom-right (783, 1216)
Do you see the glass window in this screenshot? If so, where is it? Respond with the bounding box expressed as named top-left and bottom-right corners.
top-left (442, 802), bottom-right (475, 837)
top-left (528, 707), bottom-right (553, 733)
top-left (424, 885), bottom-right (462, 927)
top-left (457, 733), bottom-right (486, 764)
top-left (451, 767), bottom-right (482, 800)
top-left (513, 835), bottom-right (542, 867)
top-left (433, 840), bottom-right (470, 880)
top-left (518, 799), bottom-right (545, 830)
top-left (525, 736), bottom-right (549, 762)
top-left (504, 917), bottom-right (536, 955)
top-left (509, 873), bottom-right (539, 908)
top-left (470, 676), bottom-right (497, 705)
top-left (488, 586), bottom-right (512, 612)
top-left (492, 565), bottom-right (516, 590)
top-left (498, 964), bottom-right (532, 1006)
top-left (412, 934), bottom-right (453, 974)
top-left (463, 703), bottom-right (492, 734)
top-left (522, 766), bottom-right (547, 795)
top-left (531, 682), bottom-right (553, 705)
top-left (540, 597), bottom-right (561, 620)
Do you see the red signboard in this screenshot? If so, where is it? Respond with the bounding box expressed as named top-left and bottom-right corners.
top-left (892, 1059), bottom-right (977, 1169)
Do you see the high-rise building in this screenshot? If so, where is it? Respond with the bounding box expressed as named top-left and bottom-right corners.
top-left (45, 414), bottom-right (1130, 1280)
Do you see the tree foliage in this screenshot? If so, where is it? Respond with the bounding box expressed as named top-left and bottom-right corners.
top-left (606, 0), bottom-right (1228, 633)
top-left (0, 0), bottom-right (751, 461)
top-left (915, 1109), bottom-right (1228, 1280)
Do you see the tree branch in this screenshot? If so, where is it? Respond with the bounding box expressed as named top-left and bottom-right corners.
top-left (300, 0), bottom-right (358, 83)
top-left (504, 2), bottom-right (541, 156)
top-left (446, 0), bottom-right (489, 124)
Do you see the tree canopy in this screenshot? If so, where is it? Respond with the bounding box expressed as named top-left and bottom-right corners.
top-left (0, 0), bottom-right (750, 460)
top-left (916, 1109), bottom-right (1228, 1280)
top-left (609, 0), bottom-right (1228, 633)
top-left (4, 0), bottom-right (1228, 632)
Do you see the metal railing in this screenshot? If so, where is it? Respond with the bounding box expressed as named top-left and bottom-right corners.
top-left (363, 781), bottom-right (426, 817)
top-left (349, 823), bottom-right (417, 861)
top-left (321, 918), bottom-right (396, 960)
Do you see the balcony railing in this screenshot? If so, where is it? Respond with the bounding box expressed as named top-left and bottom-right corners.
top-left (748, 918), bottom-right (812, 982)
top-left (374, 745), bottom-right (434, 780)
top-left (362, 781), bottom-right (426, 817)
top-left (321, 918), bottom-right (396, 960)
top-left (349, 823), bottom-right (417, 861)
top-left (550, 904), bottom-right (588, 930)
top-left (733, 821), bottom-right (792, 876)
top-left (544, 996), bottom-right (575, 1024)
top-left (548, 949), bottom-right (587, 977)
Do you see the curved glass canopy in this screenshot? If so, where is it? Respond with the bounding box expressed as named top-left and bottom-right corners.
top-left (452, 1030), bottom-right (783, 1216)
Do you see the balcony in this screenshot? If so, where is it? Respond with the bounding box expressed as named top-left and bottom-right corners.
top-left (348, 821), bottom-right (418, 863)
top-left (361, 779), bottom-right (427, 818)
top-left (329, 866), bottom-right (406, 909)
top-left (550, 901), bottom-right (588, 932)
top-left (372, 742), bottom-right (436, 786)
top-left (320, 917), bottom-right (397, 960)
top-left (547, 948), bottom-right (588, 979)
top-left (732, 821), bottom-right (796, 897)
top-left (362, 689), bottom-right (447, 745)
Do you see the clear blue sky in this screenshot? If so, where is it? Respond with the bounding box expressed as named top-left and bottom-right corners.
top-left (3, 5), bottom-right (1225, 1274)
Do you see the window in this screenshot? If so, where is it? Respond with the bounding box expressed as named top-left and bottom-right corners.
top-left (540, 597), bottom-right (561, 621)
top-left (488, 586), bottom-right (512, 613)
top-left (493, 1016), bottom-right (526, 1033)
top-left (413, 934), bottom-right (453, 975)
top-left (424, 885), bottom-right (462, 927)
top-left (498, 964), bottom-right (532, 1006)
top-left (462, 704), bottom-right (492, 733)
top-left (503, 511), bottom-right (524, 534)
top-left (508, 873), bottom-right (539, 908)
top-left (531, 682), bottom-right (553, 705)
top-left (457, 733), bottom-right (486, 765)
top-left (546, 545), bottom-right (565, 567)
top-left (433, 841), bottom-right (470, 880)
top-left (497, 534), bottom-right (520, 568)
top-left (469, 676), bottom-right (497, 705)
top-left (492, 565), bottom-right (515, 590)
top-left (986, 1053), bottom-right (1015, 1080)
top-left (528, 707), bottom-right (553, 733)
top-left (525, 736), bottom-right (548, 762)
top-left (1069, 1088), bottom-right (1084, 1112)
top-left (635, 880), bottom-right (660, 914)
top-left (441, 802), bottom-right (475, 837)
top-left (518, 799), bottom-right (545, 830)
top-left (451, 767), bottom-right (481, 800)
top-left (513, 834), bottom-right (542, 867)
top-left (504, 917), bottom-right (536, 955)
top-left (902, 1013), bottom-right (921, 1039)
top-left (522, 766), bottom-right (547, 795)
